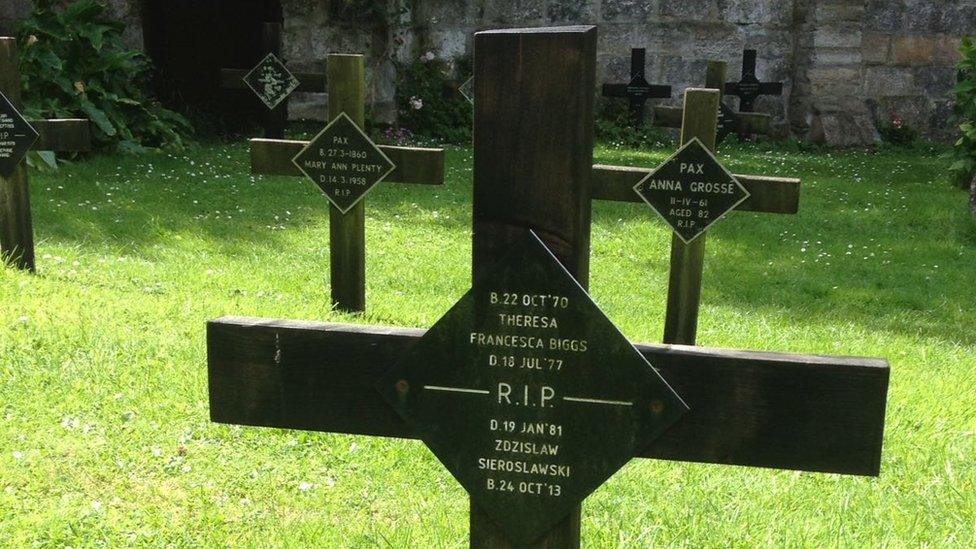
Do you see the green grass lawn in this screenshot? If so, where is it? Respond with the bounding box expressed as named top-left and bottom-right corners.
top-left (1, 139), bottom-right (973, 546)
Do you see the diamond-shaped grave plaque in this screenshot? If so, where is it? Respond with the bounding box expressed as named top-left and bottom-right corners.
top-left (459, 76), bottom-right (474, 105)
top-left (242, 53), bottom-right (300, 110)
top-left (0, 91), bottom-right (39, 178)
top-left (292, 113), bottom-right (395, 214)
top-left (379, 231), bottom-right (687, 546)
top-left (634, 137), bottom-right (750, 244)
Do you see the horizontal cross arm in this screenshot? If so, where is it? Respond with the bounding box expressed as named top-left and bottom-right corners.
top-left (30, 119), bottom-right (91, 152)
top-left (250, 138), bottom-right (444, 185)
top-left (220, 68), bottom-right (327, 92)
top-left (592, 164), bottom-right (800, 214)
top-left (653, 105), bottom-right (771, 134)
top-left (208, 317), bottom-right (888, 476)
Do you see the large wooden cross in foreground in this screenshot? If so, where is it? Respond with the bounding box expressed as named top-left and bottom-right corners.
top-left (219, 22), bottom-right (326, 139)
top-left (247, 53), bottom-right (444, 312)
top-left (208, 27), bottom-right (888, 547)
top-left (0, 37), bottom-right (90, 272)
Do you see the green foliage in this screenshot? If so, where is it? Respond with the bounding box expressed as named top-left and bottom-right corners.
top-left (594, 98), bottom-right (672, 149)
top-left (395, 54), bottom-right (471, 144)
top-left (949, 37), bottom-right (976, 188)
top-left (16, 0), bottom-right (191, 153)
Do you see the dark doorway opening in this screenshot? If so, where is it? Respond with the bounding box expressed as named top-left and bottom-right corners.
top-left (141, 0), bottom-right (283, 135)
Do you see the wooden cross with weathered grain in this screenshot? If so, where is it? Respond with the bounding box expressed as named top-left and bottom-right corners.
top-left (724, 49), bottom-right (784, 113)
top-left (0, 37), bottom-right (90, 272)
top-left (249, 53), bottom-right (444, 312)
top-left (591, 103), bottom-right (799, 345)
top-left (208, 26), bottom-right (888, 548)
top-left (219, 22), bottom-right (326, 139)
top-left (654, 61), bottom-right (771, 142)
top-left (601, 48), bottom-right (672, 128)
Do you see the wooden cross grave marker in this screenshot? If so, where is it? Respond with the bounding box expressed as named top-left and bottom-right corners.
top-left (601, 48), bottom-right (672, 128)
top-left (654, 61), bottom-right (770, 143)
top-left (1, 37), bottom-right (91, 272)
top-left (219, 22), bottom-right (326, 139)
top-left (591, 95), bottom-right (799, 345)
top-left (724, 49), bottom-right (784, 113)
top-left (248, 53), bottom-right (445, 313)
top-left (208, 26), bottom-right (888, 548)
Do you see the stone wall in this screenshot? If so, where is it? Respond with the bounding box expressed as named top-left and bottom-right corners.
top-left (2, 0), bottom-right (971, 144)
top-left (278, 0), bottom-right (970, 144)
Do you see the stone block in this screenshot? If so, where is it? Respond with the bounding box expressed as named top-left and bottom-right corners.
top-left (902, 0), bottom-right (942, 33)
top-left (861, 32), bottom-right (891, 65)
top-left (601, 0), bottom-right (658, 23)
top-left (480, 0), bottom-right (545, 25)
top-left (720, 0), bottom-right (792, 26)
top-left (546, 0), bottom-right (597, 23)
top-left (660, 0), bottom-right (719, 20)
top-left (864, 0), bottom-right (904, 32)
top-left (935, 36), bottom-right (963, 67)
top-left (863, 66), bottom-right (916, 97)
top-left (891, 35), bottom-right (936, 66)
top-left (809, 107), bottom-right (880, 147)
top-left (808, 66), bottom-right (862, 97)
top-left (814, 25), bottom-right (863, 49)
top-left (939, 3), bottom-right (976, 35)
top-left (814, 47), bottom-right (863, 66)
top-left (914, 66), bottom-right (957, 99)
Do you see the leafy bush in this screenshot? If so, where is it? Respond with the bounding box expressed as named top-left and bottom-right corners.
top-left (949, 37), bottom-right (976, 188)
top-left (878, 111), bottom-right (920, 147)
top-left (394, 53), bottom-right (471, 144)
top-left (16, 0), bottom-right (191, 153)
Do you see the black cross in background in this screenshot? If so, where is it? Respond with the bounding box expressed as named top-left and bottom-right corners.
top-left (724, 49), bottom-right (784, 112)
top-left (601, 48), bottom-right (672, 128)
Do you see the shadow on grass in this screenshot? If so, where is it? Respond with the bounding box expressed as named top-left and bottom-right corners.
top-left (27, 141), bottom-right (974, 346)
top-left (29, 143), bottom-right (473, 258)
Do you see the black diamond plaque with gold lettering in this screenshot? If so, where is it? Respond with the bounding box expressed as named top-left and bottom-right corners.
top-left (378, 231), bottom-right (687, 546)
top-left (292, 113), bottom-right (395, 214)
top-left (0, 91), bottom-right (39, 177)
top-left (634, 137), bottom-right (750, 243)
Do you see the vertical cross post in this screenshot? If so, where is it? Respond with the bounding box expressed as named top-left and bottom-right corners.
top-left (262, 22), bottom-right (287, 140)
top-left (724, 49), bottom-right (784, 114)
top-left (662, 88), bottom-right (720, 345)
top-left (0, 38), bottom-right (34, 271)
top-left (328, 54), bottom-right (367, 312)
top-left (470, 25), bottom-right (596, 548)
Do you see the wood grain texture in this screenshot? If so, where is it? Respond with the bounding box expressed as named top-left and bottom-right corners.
top-left (662, 89), bottom-right (719, 346)
top-left (469, 26), bottom-right (597, 547)
top-left (31, 119), bottom-right (92, 152)
top-left (249, 138), bottom-right (445, 185)
top-left (591, 164), bottom-right (800, 214)
top-left (472, 25), bottom-right (596, 287)
top-left (0, 37), bottom-right (34, 271)
top-left (327, 54), bottom-right (366, 313)
top-left (207, 317), bottom-right (889, 477)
